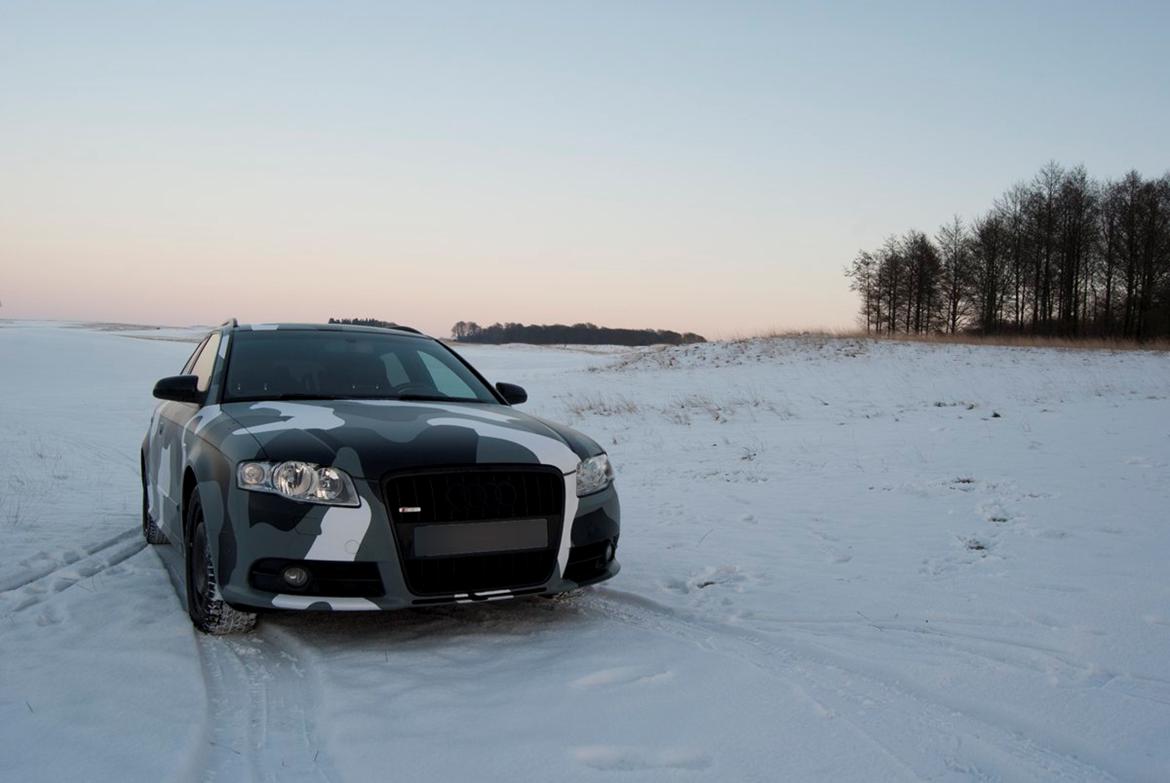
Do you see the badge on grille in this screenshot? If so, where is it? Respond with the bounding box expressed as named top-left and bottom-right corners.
top-left (398, 506), bottom-right (422, 513)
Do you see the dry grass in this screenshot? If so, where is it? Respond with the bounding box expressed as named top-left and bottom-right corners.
top-left (561, 394), bottom-right (640, 417)
top-left (561, 390), bottom-right (790, 426)
top-left (733, 326), bottom-right (1169, 352)
top-left (734, 328), bottom-right (854, 342)
top-left (854, 332), bottom-right (1170, 352)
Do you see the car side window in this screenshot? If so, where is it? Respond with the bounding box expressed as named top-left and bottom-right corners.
top-left (190, 332), bottom-right (222, 393)
top-left (182, 336), bottom-right (210, 375)
top-left (417, 351), bottom-right (477, 398)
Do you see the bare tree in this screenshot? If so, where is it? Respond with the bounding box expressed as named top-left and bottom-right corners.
top-left (845, 251), bottom-right (878, 333)
top-left (936, 216), bottom-right (971, 334)
top-left (970, 211), bottom-right (1007, 333)
top-left (845, 164), bottom-right (1170, 341)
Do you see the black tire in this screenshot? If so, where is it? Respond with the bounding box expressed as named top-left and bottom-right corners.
top-left (185, 492), bottom-right (256, 635)
top-left (141, 457), bottom-right (168, 545)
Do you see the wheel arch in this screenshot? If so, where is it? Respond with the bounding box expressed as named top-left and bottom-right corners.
top-left (180, 441), bottom-right (239, 589)
top-left (181, 467), bottom-right (199, 541)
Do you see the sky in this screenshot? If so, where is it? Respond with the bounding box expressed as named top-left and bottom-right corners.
top-left (2, 1), bottom-right (1168, 339)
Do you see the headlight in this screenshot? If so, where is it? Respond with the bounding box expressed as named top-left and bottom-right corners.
top-left (576, 454), bottom-right (614, 497)
top-left (236, 461), bottom-right (360, 506)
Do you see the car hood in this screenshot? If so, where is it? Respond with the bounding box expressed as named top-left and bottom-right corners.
top-left (218, 399), bottom-right (600, 479)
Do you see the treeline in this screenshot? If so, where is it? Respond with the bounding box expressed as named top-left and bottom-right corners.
top-left (845, 164), bottom-right (1170, 340)
top-left (452, 321), bottom-right (706, 346)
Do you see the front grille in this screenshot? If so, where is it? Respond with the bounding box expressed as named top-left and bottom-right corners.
top-left (383, 466), bottom-right (565, 595)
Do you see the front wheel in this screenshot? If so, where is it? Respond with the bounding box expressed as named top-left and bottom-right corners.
top-left (185, 492), bottom-right (256, 635)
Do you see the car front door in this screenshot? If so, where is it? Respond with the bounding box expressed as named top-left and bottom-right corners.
top-left (151, 331), bottom-right (221, 543)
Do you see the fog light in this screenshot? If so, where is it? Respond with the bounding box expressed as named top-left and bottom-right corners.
top-left (282, 566), bottom-right (310, 588)
top-left (604, 543), bottom-right (615, 562)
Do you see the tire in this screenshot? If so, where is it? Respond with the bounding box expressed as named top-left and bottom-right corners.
top-left (141, 459), bottom-right (168, 545)
top-left (185, 492), bottom-right (256, 635)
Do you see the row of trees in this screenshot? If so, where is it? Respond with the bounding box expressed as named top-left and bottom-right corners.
top-left (452, 321), bottom-right (706, 346)
top-left (845, 164), bottom-right (1170, 340)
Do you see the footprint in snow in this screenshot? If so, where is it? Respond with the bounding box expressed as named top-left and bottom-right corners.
top-left (663, 565), bottom-right (747, 595)
top-left (36, 604), bottom-right (63, 626)
top-left (950, 477), bottom-right (977, 491)
top-left (77, 560), bottom-right (106, 578)
top-left (574, 745), bottom-right (711, 772)
top-left (978, 501), bottom-right (1012, 524)
top-left (571, 667), bottom-right (675, 689)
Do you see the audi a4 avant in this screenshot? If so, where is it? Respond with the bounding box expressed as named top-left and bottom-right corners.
top-left (142, 321), bottom-right (620, 633)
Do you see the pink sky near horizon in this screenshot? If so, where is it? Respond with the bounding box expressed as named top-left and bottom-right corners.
top-left (1, 154), bottom-right (855, 338)
top-left (2, 224), bottom-right (852, 339)
top-left (3, 3), bottom-right (1166, 339)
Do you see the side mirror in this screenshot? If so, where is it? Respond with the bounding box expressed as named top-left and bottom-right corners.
top-left (153, 375), bottom-right (204, 404)
top-left (496, 382), bottom-right (528, 405)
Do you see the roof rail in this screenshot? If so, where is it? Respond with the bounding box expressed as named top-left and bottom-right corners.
top-left (389, 324), bottom-right (422, 334)
top-left (221, 317), bottom-right (238, 328)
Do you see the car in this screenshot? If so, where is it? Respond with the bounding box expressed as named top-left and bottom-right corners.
top-left (141, 320), bottom-right (620, 634)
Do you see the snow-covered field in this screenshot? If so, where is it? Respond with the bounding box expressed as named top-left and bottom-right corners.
top-left (2, 321), bottom-right (1169, 782)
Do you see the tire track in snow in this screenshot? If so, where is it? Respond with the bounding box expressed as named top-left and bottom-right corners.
top-left (188, 627), bottom-right (340, 783)
top-left (0, 534), bottom-right (146, 614)
top-left (0, 526), bottom-right (141, 593)
top-left (576, 589), bottom-right (927, 782)
top-left (583, 587), bottom-right (1120, 782)
top-left (781, 619), bottom-right (1170, 710)
top-left (152, 543), bottom-right (339, 783)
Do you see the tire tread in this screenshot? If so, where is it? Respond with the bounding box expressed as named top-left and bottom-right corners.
top-left (187, 495), bottom-right (257, 635)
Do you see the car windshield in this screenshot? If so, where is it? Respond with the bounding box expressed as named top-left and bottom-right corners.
top-left (222, 330), bottom-right (499, 404)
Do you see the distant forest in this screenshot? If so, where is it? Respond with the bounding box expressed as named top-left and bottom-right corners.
top-left (845, 164), bottom-right (1170, 340)
top-left (452, 321), bottom-right (706, 346)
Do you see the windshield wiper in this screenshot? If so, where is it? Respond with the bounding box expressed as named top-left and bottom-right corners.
top-left (228, 393), bottom-right (388, 400)
top-left (227, 393), bottom-right (351, 403)
top-left (392, 394), bottom-right (483, 403)
top-left (227, 393), bottom-right (488, 404)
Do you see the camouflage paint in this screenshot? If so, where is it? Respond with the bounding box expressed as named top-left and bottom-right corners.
top-left (141, 322), bottom-right (621, 612)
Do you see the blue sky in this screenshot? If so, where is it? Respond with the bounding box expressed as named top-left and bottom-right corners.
top-left (2, 1), bottom-right (1167, 336)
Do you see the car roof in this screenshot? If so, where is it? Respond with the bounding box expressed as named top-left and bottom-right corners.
top-left (226, 321), bottom-right (429, 338)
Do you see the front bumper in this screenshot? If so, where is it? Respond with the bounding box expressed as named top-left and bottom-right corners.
top-left (216, 474), bottom-right (620, 611)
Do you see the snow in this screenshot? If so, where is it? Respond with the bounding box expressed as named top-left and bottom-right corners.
top-left (2, 321), bottom-right (1169, 782)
